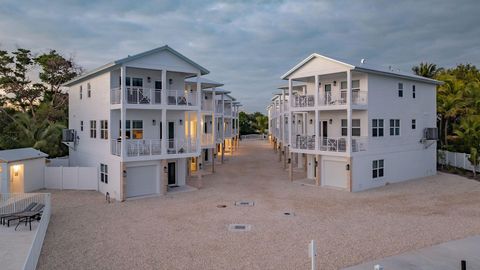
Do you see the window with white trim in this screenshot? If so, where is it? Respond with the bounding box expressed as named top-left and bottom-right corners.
top-left (90, 120), bottom-right (96, 138)
top-left (341, 119), bottom-right (361, 136)
top-left (87, 82), bottom-right (92, 98)
top-left (389, 119), bottom-right (400, 136)
top-left (119, 120), bottom-right (143, 139)
top-left (100, 163), bottom-right (108, 184)
top-left (398, 83), bottom-right (403, 97)
top-left (80, 121), bottom-right (84, 132)
top-left (412, 85), bottom-right (416, 99)
top-left (372, 119), bottom-right (384, 137)
top-left (340, 80), bottom-right (360, 90)
top-left (412, 119), bottom-right (416, 129)
top-left (372, 159), bottom-right (384, 179)
top-left (100, 120), bottom-right (108, 139)
top-left (80, 85), bottom-right (83, 100)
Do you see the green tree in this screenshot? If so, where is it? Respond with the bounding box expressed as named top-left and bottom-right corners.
top-left (412, 62), bottom-right (442, 78)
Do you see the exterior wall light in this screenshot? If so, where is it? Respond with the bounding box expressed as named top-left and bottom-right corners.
top-left (346, 164), bottom-right (350, 171)
top-left (169, 78), bottom-right (173, 85)
top-left (329, 119), bottom-right (333, 124)
top-left (164, 166), bottom-right (168, 173)
top-left (152, 119), bottom-right (156, 126)
top-left (179, 119), bottom-right (183, 125)
top-left (333, 81), bottom-right (337, 86)
top-left (288, 158), bottom-right (291, 164)
top-left (309, 119), bottom-right (313, 125)
top-left (147, 77), bottom-right (151, 83)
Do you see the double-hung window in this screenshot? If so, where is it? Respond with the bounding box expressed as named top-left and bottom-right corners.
top-left (100, 120), bottom-right (108, 139)
top-left (90, 120), bottom-right (97, 138)
top-left (372, 159), bottom-right (384, 179)
top-left (412, 85), bottom-right (416, 98)
top-left (80, 85), bottom-right (83, 100)
top-left (80, 121), bottom-right (84, 132)
top-left (100, 164), bottom-right (108, 184)
top-left (120, 120), bottom-right (143, 139)
top-left (398, 83), bottom-right (403, 97)
top-left (412, 119), bottom-right (416, 129)
top-left (372, 119), bottom-right (384, 137)
top-left (87, 83), bottom-right (92, 98)
top-left (389, 119), bottom-right (400, 136)
top-left (341, 119), bottom-right (361, 136)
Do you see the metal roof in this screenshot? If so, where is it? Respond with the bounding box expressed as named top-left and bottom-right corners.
top-left (0, 148), bottom-right (48, 163)
top-left (281, 53), bottom-right (442, 85)
top-left (64, 45), bottom-right (210, 86)
top-left (185, 77), bottom-right (224, 89)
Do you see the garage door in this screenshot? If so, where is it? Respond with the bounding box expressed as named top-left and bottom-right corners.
top-left (126, 165), bottom-right (157, 198)
top-left (323, 160), bottom-right (348, 189)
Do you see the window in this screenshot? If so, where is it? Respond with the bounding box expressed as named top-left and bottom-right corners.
top-left (340, 81), bottom-right (347, 90)
top-left (100, 164), bottom-right (108, 184)
top-left (132, 78), bottom-right (143, 87)
top-left (412, 85), bottom-right (416, 99)
top-left (412, 119), bottom-right (416, 129)
top-left (398, 83), bottom-right (403, 97)
top-left (87, 83), bottom-right (91, 98)
top-left (372, 159), bottom-right (384, 179)
top-left (204, 122), bottom-right (208, 133)
top-left (90, 120), bottom-right (97, 138)
top-left (372, 119), bottom-right (384, 137)
top-left (389, 119), bottom-right (400, 136)
top-left (340, 80), bottom-right (360, 90)
top-left (80, 121), bottom-right (84, 132)
top-left (100, 120), bottom-right (108, 139)
top-left (80, 85), bottom-right (83, 100)
top-left (120, 120), bottom-right (143, 139)
top-left (341, 119), bottom-right (361, 136)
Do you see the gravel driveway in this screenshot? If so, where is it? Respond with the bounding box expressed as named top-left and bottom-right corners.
top-left (37, 140), bottom-right (480, 270)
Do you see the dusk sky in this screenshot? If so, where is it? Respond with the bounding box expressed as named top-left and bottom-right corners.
top-left (1, 0), bottom-right (479, 112)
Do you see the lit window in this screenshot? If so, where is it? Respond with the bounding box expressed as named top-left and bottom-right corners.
top-left (372, 159), bottom-right (384, 179)
top-left (389, 119), bottom-right (400, 136)
top-left (120, 120), bottom-right (143, 139)
top-left (372, 119), bottom-right (384, 137)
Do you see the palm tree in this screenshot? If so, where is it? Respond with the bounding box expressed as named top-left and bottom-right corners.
top-left (255, 115), bottom-right (268, 134)
top-left (454, 115), bottom-right (480, 150)
top-left (412, 62), bottom-right (443, 78)
top-left (437, 75), bottom-right (466, 146)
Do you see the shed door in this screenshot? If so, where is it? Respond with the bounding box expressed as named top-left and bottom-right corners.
top-left (126, 165), bottom-right (157, 198)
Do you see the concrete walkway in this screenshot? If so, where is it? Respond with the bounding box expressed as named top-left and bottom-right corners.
top-left (343, 235), bottom-right (480, 270)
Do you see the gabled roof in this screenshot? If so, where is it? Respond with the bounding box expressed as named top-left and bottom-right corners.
top-left (0, 148), bottom-right (48, 162)
top-left (64, 45), bottom-right (210, 86)
top-left (281, 53), bottom-right (442, 85)
top-left (185, 77), bottom-right (223, 89)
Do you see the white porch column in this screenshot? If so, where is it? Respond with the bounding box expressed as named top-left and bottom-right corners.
top-left (0, 163), bottom-right (10, 193)
top-left (347, 69), bottom-right (352, 154)
top-left (288, 78), bottom-right (293, 147)
top-left (161, 69), bottom-right (167, 155)
top-left (196, 73), bottom-right (201, 154)
top-left (211, 88), bottom-right (216, 146)
top-left (120, 65), bottom-right (126, 158)
top-left (315, 110), bottom-right (319, 150)
top-left (314, 74), bottom-right (319, 107)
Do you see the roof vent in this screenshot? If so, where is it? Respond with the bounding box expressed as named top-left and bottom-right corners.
top-left (360, 58), bottom-right (366, 64)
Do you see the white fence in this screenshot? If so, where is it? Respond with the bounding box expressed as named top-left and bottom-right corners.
top-left (438, 150), bottom-right (480, 172)
top-left (241, 134), bottom-right (267, 140)
top-left (45, 167), bottom-right (97, 190)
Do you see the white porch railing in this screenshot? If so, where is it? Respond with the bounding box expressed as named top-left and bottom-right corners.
top-left (167, 138), bottom-right (197, 154)
top-left (111, 139), bottom-right (121, 156)
top-left (110, 87), bottom-right (162, 105)
top-left (167, 90), bottom-right (197, 106)
top-left (293, 135), bottom-right (316, 150)
top-left (319, 137), bottom-right (347, 152)
top-left (352, 136), bottom-right (368, 152)
top-left (319, 90), bottom-right (368, 106)
top-left (292, 95), bottom-right (315, 108)
top-left (215, 105), bottom-right (223, 113)
top-left (201, 101), bottom-right (213, 111)
top-left (126, 139), bottom-right (162, 157)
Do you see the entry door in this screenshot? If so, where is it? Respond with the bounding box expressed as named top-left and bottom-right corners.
top-left (321, 121), bottom-right (328, 145)
top-left (10, 165), bottom-right (24, 193)
top-left (325, 84), bottom-right (332, 104)
top-left (168, 162), bottom-right (176, 186)
top-left (168, 122), bottom-right (175, 149)
top-left (204, 149), bottom-right (209, 161)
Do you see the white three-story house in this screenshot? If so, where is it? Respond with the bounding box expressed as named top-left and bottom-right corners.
top-left (63, 45), bottom-right (239, 201)
top-left (268, 53), bottom-right (440, 191)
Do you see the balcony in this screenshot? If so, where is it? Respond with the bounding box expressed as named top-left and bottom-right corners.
top-left (293, 135), bottom-right (315, 150)
top-left (111, 138), bottom-right (197, 157)
top-left (201, 133), bottom-right (214, 146)
top-left (292, 95), bottom-right (315, 108)
top-left (319, 137), bottom-right (347, 152)
top-left (319, 91), bottom-right (368, 106)
top-left (110, 88), bottom-right (198, 106)
top-left (201, 101), bottom-right (213, 111)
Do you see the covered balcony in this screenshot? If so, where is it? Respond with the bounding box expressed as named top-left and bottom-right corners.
top-left (111, 138), bottom-right (197, 157)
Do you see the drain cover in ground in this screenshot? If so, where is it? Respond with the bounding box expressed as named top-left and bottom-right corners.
top-left (283, 212), bottom-right (295, 216)
top-left (234, 200), bottom-right (254, 206)
top-left (228, 224), bottom-right (252, 232)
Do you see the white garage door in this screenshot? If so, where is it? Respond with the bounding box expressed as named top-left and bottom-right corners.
top-left (323, 160), bottom-right (348, 189)
top-left (126, 165), bottom-right (157, 198)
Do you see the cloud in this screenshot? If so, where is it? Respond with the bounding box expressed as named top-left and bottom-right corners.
top-left (0, 0), bottom-right (479, 112)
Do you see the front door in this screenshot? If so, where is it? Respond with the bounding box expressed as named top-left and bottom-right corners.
top-left (168, 162), bottom-right (176, 186)
top-left (321, 121), bottom-right (328, 146)
top-left (324, 84), bottom-right (332, 104)
top-left (10, 164), bottom-right (23, 193)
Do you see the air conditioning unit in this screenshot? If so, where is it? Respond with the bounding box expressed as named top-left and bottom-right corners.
top-left (62, 129), bottom-right (76, 142)
top-left (424, 128), bottom-right (438, 140)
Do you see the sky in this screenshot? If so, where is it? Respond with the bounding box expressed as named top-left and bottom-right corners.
top-left (1, 0), bottom-right (479, 112)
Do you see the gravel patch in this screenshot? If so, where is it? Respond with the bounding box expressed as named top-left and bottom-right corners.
top-left (37, 140), bottom-right (480, 270)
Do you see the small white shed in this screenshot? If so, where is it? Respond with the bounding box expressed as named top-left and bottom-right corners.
top-left (0, 148), bottom-right (48, 193)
